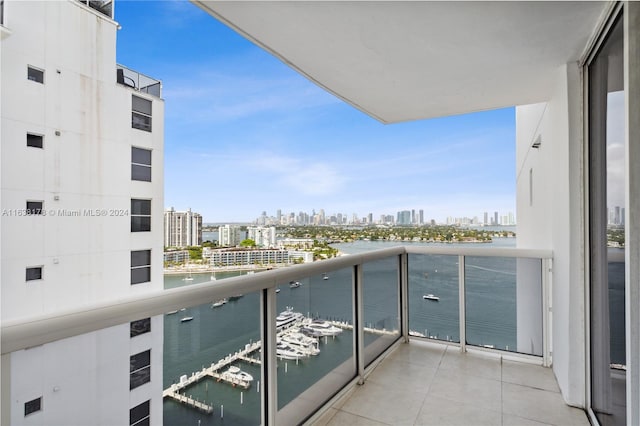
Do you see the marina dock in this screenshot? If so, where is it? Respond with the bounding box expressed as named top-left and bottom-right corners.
top-left (163, 315), bottom-right (393, 415)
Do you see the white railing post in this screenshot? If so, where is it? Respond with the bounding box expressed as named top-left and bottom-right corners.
top-left (459, 255), bottom-right (466, 352)
top-left (354, 264), bottom-right (365, 384)
top-left (542, 258), bottom-right (552, 367)
top-left (261, 287), bottom-right (278, 425)
top-left (400, 253), bottom-right (409, 343)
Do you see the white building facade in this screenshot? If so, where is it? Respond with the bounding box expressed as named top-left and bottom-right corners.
top-left (1, 1), bottom-right (164, 425)
top-left (164, 207), bottom-right (202, 247)
top-left (247, 226), bottom-right (276, 248)
top-left (218, 224), bottom-right (241, 247)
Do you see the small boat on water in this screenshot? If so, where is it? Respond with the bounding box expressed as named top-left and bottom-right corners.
top-left (166, 310), bottom-right (178, 315)
top-left (180, 316), bottom-right (193, 322)
top-left (322, 273), bottom-right (329, 280)
top-left (225, 366), bottom-right (254, 382)
top-left (289, 281), bottom-right (301, 288)
top-left (228, 294), bottom-right (243, 301)
top-left (423, 294), bottom-right (440, 301)
top-left (275, 288), bottom-right (281, 293)
top-left (211, 298), bottom-right (227, 308)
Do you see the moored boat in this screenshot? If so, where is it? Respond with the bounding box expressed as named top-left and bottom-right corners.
top-left (276, 307), bottom-right (304, 329)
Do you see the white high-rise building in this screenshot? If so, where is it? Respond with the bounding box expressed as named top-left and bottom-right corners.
top-left (1, 1), bottom-right (164, 424)
top-left (164, 207), bottom-right (203, 247)
top-left (218, 224), bottom-right (242, 247)
top-left (247, 226), bottom-right (277, 248)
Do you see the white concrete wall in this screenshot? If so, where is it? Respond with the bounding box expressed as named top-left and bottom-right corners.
top-left (1, 2), bottom-right (164, 424)
top-left (516, 63), bottom-right (585, 408)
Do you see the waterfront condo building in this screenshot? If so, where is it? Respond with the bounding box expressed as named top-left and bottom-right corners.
top-left (163, 207), bottom-right (203, 248)
top-left (1, 1), bottom-right (164, 424)
top-left (218, 224), bottom-right (242, 247)
top-left (247, 226), bottom-right (277, 248)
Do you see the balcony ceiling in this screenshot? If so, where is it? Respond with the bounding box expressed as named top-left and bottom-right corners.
top-left (194, 1), bottom-right (609, 124)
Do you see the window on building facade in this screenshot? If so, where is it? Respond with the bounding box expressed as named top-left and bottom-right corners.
top-left (24, 397), bottom-right (42, 416)
top-left (130, 400), bottom-right (150, 426)
top-left (27, 133), bottom-right (43, 148)
top-left (27, 66), bottom-right (44, 83)
top-left (26, 200), bottom-right (43, 215)
top-left (130, 318), bottom-right (151, 337)
top-left (131, 199), bottom-right (151, 232)
top-left (131, 147), bottom-right (152, 182)
top-left (130, 350), bottom-right (151, 390)
top-left (131, 250), bottom-right (151, 284)
top-left (132, 95), bottom-right (152, 132)
top-left (26, 266), bottom-right (42, 281)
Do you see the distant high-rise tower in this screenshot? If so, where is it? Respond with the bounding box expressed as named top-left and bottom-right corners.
top-left (419, 209), bottom-right (424, 224)
top-left (494, 211), bottom-right (499, 225)
top-left (164, 208), bottom-right (203, 247)
top-left (248, 226), bottom-right (277, 248)
top-left (219, 224), bottom-right (242, 247)
top-left (484, 212), bottom-right (489, 225)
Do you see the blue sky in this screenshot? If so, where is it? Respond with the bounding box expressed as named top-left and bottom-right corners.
top-left (115, 1), bottom-right (515, 224)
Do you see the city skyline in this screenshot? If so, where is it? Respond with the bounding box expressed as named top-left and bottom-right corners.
top-left (116, 2), bottom-right (516, 224)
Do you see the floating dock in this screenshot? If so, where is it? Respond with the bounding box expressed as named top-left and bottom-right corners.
top-left (163, 316), bottom-right (393, 415)
top-left (162, 387), bottom-right (214, 414)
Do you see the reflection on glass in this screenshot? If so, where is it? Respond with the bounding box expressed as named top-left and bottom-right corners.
top-left (276, 268), bottom-right (355, 423)
top-left (588, 12), bottom-right (626, 426)
top-left (362, 257), bottom-right (400, 366)
top-left (408, 254), bottom-right (459, 342)
top-left (163, 292), bottom-right (261, 426)
top-left (465, 256), bottom-right (518, 351)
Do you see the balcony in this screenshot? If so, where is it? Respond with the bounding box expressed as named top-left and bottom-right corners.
top-left (117, 64), bottom-right (162, 98)
top-left (2, 246), bottom-right (589, 425)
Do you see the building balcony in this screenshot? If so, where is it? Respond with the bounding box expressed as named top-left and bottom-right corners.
top-left (117, 63), bottom-right (162, 98)
top-left (2, 245), bottom-right (589, 425)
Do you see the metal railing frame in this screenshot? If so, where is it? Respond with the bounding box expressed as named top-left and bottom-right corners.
top-left (1, 245), bottom-right (552, 425)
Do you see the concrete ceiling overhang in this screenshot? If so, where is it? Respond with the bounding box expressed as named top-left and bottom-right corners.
top-left (193, 1), bottom-right (610, 124)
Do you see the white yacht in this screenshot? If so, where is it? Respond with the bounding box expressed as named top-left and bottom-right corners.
top-left (303, 319), bottom-right (343, 336)
top-left (276, 307), bottom-right (304, 329)
top-left (180, 316), bottom-right (193, 322)
top-left (276, 342), bottom-right (307, 360)
top-left (423, 294), bottom-right (440, 301)
top-left (211, 298), bottom-right (227, 308)
top-left (280, 332), bottom-right (320, 355)
top-left (224, 366), bottom-right (254, 382)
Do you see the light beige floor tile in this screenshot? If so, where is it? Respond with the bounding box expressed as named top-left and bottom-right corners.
top-left (326, 410), bottom-right (390, 426)
top-left (502, 360), bottom-right (560, 393)
top-left (312, 408), bottom-right (339, 426)
top-left (386, 340), bottom-right (446, 367)
top-left (502, 413), bottom-right (553, 426)
top-left (414, 394), bottom-right (501, 426)
top-left (428, 366), bottom-right (502, 412)
top-left (502, 383), bottom-right (589, 425)
top-left (340, 379), bottom-right (424, 425)
top-left (437, 345), bottom-right (502, 381)
top-left (366, 356), bottom-right (437, 394)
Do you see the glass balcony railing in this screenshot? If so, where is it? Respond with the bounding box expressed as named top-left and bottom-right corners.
top-left (117, 64), bottom-right (162, 98)
top-left (1, 246), bottom-right (551, 425)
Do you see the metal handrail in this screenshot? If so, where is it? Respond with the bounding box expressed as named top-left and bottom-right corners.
top-left (1, 246), bottom-right (403, 354)
top-left (2, 245), bottom-right (554, 425)
top-left (1, 245), bottom-right (552, 355)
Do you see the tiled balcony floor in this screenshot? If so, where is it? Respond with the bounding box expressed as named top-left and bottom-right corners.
top-left (312, 339), bottom-right (590, 426)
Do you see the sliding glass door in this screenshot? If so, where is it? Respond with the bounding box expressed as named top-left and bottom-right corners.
top-left (588, 11), bottom-right (626, 426)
